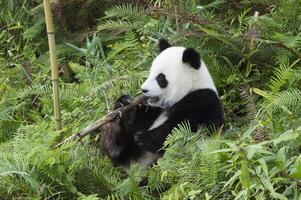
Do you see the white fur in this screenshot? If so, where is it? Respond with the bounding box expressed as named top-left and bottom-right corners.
top-left (108, 147), bottom-right (122, 158)
top-left (136, 45), bottom-right (217, 168)
top-left (141, 47), bottom-right (217, 108)
top-left (137, 151), bottom-right (161, 167)
top-left (148, 112), bottom-right (168, 130)
top-left (121, 151), bottom-right (160, 171)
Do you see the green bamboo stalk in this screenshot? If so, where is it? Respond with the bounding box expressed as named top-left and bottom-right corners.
top-left (43, 0), bottom-right (62, 130)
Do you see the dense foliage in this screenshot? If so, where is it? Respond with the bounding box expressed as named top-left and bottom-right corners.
top-left (0, 0), bottom-right (300, 199)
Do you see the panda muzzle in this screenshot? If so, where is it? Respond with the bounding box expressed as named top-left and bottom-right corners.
top-left (148, 96), bottom-right (160, 103)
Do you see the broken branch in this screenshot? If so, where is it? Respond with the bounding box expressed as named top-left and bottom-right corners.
top-left (54, 94), bottom-right (145, 148)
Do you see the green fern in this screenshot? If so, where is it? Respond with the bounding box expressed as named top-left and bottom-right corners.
top-left (0, 151), bottom-right (40, 192)
top-left (16, 84), bottom-right (52, 98)
top-left (103, 4), bottom-right (143, 20)
top-left (106, 31), bottom-right (139, 61)
top-left (155, 124), bottom-right (222, 198)
top-left (267, 60), bottom-right (294, 93)
top-left (240, 87), bottom-right (258, 126)
top-left (1, 0), bottom-right (301, 199)
top-left (272, 33), bottom-right (301, 49)
top-left (23, 17), bottom-right (45, 40)
top-left (265, 88), bottom-right (301, 116)
top-left (97, 20), bottom-right (133, 32)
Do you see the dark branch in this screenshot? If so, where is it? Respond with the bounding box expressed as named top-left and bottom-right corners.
top-left (54, 94), bottom-right (146, 148)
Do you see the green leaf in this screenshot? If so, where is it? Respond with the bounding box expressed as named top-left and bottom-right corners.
top-left (69, 185), bottom-right (77, 193)
top-left (252, 88), bottom-right (269, 98)
top-left (241, 125), bottom-right (259, 140)
top-left (257, 158), bottom-right (269, 177)
top-left (272, 192), bottom-right (288, 200)
top-left (273, 127), bottom-right (300, 145)
top-left (261, 178), bottom-right (275, 195)
top-left (289, 164), bottom-right (301, 179)
top-left (240, 160), bottom-right (251, 190)
top-left (245, 144), bottom-right (273, 160)
top-left (223, 170), bottom-right (240, 189)
top-left (57, 165), bottom-right (66, 174)
top-left (208, 148), bottom-right (233, 154)
top-left (275, 146), bottom-right (286, 169)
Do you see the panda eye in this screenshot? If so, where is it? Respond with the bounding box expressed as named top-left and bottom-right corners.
top-left (156, 73), bottom-right (168, 88)
top-left (157, 73), bottom-right (165, 81)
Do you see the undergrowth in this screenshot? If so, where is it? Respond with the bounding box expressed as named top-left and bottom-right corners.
top-left (0, 0), bottom-right (300, 199)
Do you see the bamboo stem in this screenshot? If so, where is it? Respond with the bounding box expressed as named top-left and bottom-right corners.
top-left (245, 11), bottom-right (259, 78)
top-left (250, 11), bottom-right (259, 51)
top-left (43, 0), bottom-right (62, 130)
top-left (54, 95), bottom-right (145, 148)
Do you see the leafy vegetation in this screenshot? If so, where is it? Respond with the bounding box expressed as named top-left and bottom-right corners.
top-left (0, 0), bottom-right (300, 199)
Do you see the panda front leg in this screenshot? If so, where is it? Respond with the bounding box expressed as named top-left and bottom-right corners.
top-left (134, 123), bottom-right (172, 153)
top-left (114, 95), bottom-right (133, 109)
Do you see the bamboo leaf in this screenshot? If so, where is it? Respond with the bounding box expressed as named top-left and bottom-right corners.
top-left (261, 178), bottom-right (275, 195)
top-left (241, 125), bottom-right (259, 140)
top-left (257, 158), bottom-right (269, 177)
top-left (252, 88), bottom-right (269, 98)
top-left (240, 160), bottom-right (251, 191)
top-left (273, 127), bottom-right (301, 145)
top-left (289, 164), bottom-right (301, 179)
top-left (223, 170), bottom-right (240, 189)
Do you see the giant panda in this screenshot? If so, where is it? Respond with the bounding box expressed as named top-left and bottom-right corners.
top-left (99, 39), bottom-right (224, 168)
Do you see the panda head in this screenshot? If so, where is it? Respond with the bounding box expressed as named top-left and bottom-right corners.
top-left (141, 39), bottom-right (217, 108)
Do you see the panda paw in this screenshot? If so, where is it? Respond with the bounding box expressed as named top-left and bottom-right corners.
top-left (114, 95), bottom-right (133, 109)
top-left (134, 132), bottom-right (148, 145)
top-left (134, 132), bottom-right (158, 152)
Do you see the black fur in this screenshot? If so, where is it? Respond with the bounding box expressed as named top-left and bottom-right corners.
top-left (134, 89), bottom-right (224, 152)
top-left (103, 97), bottom-right (163, 166)
top-left (156, 73), bottom-right (168, 88)
top-left (114, 95), bottom-right (133, 109)
top-left (159, 39), bottom-right (171, 52)
top-left (182, 48), bottom-right (201, 69)
top-left (101, 89), bottom-right (224, 165)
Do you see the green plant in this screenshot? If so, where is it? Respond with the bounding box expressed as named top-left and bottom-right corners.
top-left (0, 0), bottom-right (301, 199)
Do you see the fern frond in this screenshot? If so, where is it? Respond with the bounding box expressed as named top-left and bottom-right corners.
top-left (264, 88), bottom-right (301, 116)
top-left (257, 15), bottom-right (282, 36)
top-left (97, 20), bottom-right (133, 32)
top-left (16, 84), bottom-right (52, 98)
top-left (157, 124), bottom-right (222, 198)
top-left (240, 87), bottom-right (258, 125)
top-left (272, 32), bottom-right (301, 49)
top-left (103, 4), bottom-right (143, 20)
top-left (274, 50), bottom-right (290, 66)
top-left (164, 122), bottom-right (192, 147)
top-left (15, 83), bottom-right (94, 100)
top-left (78, 194), bottom-right (99, 200)
top-left (0, 101), bottom-right (27, 121)
top-left (107, 31), bottom-right (139, 60)
top-left (0, 121), bottom-right (19, 142)
top-left (268, 61), bottom-right (294, 93)
top-left (0, 152), bottom-right (40, 191)
top-left (23, 17), bottom-right (45, 40)
top-left (203, 54), bottom-right (235, 87)
top-left (146, 168), bottom-right (168, 194)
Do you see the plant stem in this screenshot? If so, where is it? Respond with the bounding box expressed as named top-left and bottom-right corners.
top-left (43, 0), bottom-right (62, 131)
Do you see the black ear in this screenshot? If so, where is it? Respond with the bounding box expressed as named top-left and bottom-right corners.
top-left (182, 48), bottom-right (201, 69)
top-left (159, 39), bottom-right (171, 52)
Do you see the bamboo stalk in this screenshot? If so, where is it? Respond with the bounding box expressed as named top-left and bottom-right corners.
top-left (54, 94), bottom-right (145, 148)
top-left (43, 0), bottom-right (62, 130)
top-left (250, 11), bottom-right (259, 51)
top-left (245, 11), bottom-right (259, 78)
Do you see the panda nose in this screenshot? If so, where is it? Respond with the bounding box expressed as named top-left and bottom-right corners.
top-left (141, 88), bottom-right (148, 93)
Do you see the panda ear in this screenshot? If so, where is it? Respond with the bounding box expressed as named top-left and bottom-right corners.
top-left (159, 39), bottom-right (171, 52)
top-left (182, 48), bottom-right (201, 69)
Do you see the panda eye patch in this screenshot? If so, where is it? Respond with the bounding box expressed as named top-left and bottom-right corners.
top-left (156, 73), bottom-right (168, 88)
